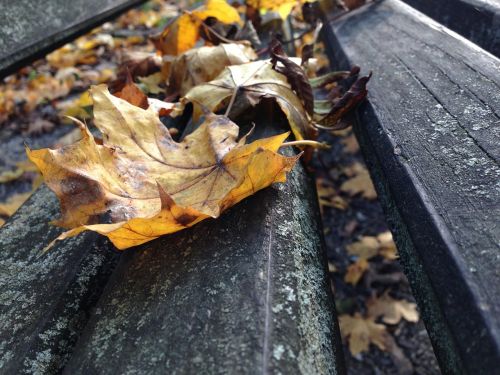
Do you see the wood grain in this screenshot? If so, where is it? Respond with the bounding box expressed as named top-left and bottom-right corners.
top-left (0, 186), bottom-right (119, 373)
top-left (323, 1), bottom-right (500, 374)
top-left (401, 0), bottom-right (500, 57)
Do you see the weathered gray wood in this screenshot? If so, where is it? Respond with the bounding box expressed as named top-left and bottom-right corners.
top-left (0, 185), bottom-right (119, 374)
top-left (401, 0), bottom-right (500, 57)
top-left (323, 1), bottom-right (500, 374)
top-left (0, 0), bottom-right (146, 79)
top-left (62, 157), bottom-right (344, 374)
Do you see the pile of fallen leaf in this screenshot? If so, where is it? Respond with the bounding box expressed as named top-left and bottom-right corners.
top-left (12, 0), bottom-right (369, 250)
top-left (315, 126), bottom-right (439, 373)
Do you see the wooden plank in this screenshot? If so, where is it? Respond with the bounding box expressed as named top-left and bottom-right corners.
top-left (322, 1), bottom-right (500, 374)
top-left (62, 153), bottom-right (345, 374)
top-left (0, 186), bottom-right (119, 373)
top-left (0, 0), bottom-right (146, 79)
top-left (401, 0), bottom-right (500, 57)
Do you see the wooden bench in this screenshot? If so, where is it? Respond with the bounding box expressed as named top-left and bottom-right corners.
top-left (0, 0), bottom-right (147, 79)
top-left (401, 0), bottom-right (500, 57)
top-left (322, 0), bottom-right (500, 374)
top-left (0, 1), bottom-right (344, 374)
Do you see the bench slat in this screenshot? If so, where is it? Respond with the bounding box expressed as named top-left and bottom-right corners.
top-left (0, 0), bottom-right (146, 79)
top-left (0, 186), bottom-right (119, 373)
top-left (62, 159), bottom-right (345, 374)
top-left (401, 0), bottom-right (500, 57)
top-left (323, 1), bottom-right (500, 373)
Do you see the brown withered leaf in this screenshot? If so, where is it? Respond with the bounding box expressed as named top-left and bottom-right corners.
top-left (113, 73), bottom-right (174, 115)
top-left (180, 59), bottom-right (314, 141)
top-left (309, 66), bottom-right (360, 89)
top-left (316, 72), bottom-right (371, 130)
top-left (270, 39), bottom-right (314, 116)
top-left (167, 43), bottom-right (257, 97)
top-left (339, 313), bottom-right (390, 356)
top-left (113, 71), bottom-right (148, 109)
top-left (367, 292), bottom-right (419, 325)
top-left (111, 52), bottom-right (162, 92)
top-left (27, 85), bottom-right (298, 250)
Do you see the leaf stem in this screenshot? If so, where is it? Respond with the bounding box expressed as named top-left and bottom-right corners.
top-left (280, 140), bottom-right (330, 149)
top-left (224, 86), bottom-right (239, 117)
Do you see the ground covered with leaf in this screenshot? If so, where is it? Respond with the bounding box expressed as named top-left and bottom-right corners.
top-left (0, 0), bottom-right (440, 373)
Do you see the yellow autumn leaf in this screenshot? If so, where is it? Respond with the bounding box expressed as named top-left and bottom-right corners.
top-left (0, 168), bottom-right (24, 183)
top-left (346, 236), bottom-right (380, 260)
top-left (180, 59), bottom-right (314, 141)
top-left (377, 231), bottom-right (398, 260)
top-left (246, 0), bottom-right (306, 19)
top-left (154, 0), bottom-right (241, 56)
top-left (341, 162), bottom-right (377, 200)
top-left (27, 85), bottom-right (298, 250)
top-left (346, 231), bottom-right (398, 261)
top-left (58, 91), bottom-right (93, 122)
top-left (344, 258), bottom-right (369, 285)
top-left (367, 292), bottom-right (419, 325)
top-left (339, 313), bottom-right (390, 356)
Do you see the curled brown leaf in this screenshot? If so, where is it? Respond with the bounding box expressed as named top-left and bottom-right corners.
top-left (270, 39), bottom-right (314, 116)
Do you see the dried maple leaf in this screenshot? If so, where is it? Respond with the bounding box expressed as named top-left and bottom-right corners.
top-left (113, 74), bottom-right (174, 115)
top-left (153, 0), bottom-right (241, 56)
top-left (113, 71), bottom-right (149, 109)
top-left (344, 258), bottom-right (369, 285)
top-left (377, 231), bottom-right (398, 260)
top-left (270, 39), bottom-right (314, 116)
top-left (180, 59), bottom-right (314, 141)
top-left (111, 52), bottom-right (162, 92)
top-left (346, 231), bottom-right (399, 261)
top-left (316, 72), bottom-right (372, 131)
top-left (27, 85), bottom-right (298, 250)
top-left (341, 162), bottom-right (377, 200)
top-left (367, 292), bottom-right (419, 325)
top-left (316, 178), bottom-right (348, 211)
top-left (168, 43), bottom-right (257, 97)
top-left (339, 313), bottom-right (390, 356)
top-left (346, 236), bottom-right (380, 260)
